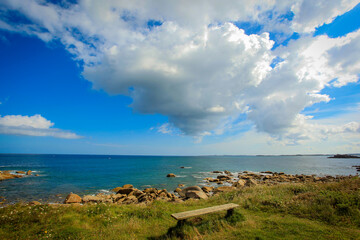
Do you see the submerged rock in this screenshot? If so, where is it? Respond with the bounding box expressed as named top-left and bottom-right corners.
top-left (167, 173), bottom-right (176, 177)
top-left (26, 170), bottom-right (32, 175)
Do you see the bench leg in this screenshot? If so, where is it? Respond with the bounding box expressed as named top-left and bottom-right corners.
top-left (176, 220), bottom-right (185, 227)
top-left (226, 208), bottom-right (234, 218)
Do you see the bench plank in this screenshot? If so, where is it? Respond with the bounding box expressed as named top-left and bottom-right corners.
top-left (171, 203), bottom-right (239, 220)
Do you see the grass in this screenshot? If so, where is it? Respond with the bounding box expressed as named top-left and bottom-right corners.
top-left (0, 177), bottom-right (359, 239)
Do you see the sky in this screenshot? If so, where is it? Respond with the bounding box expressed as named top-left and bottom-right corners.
top-left (0, 0), bottom-right (359, 155)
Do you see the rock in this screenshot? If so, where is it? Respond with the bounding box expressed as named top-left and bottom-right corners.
top-left (112, 187), bottom-right (122, 192)
top-left (178, 184), bottom-right (185, 187)
top-left (180, 166), bottom-right (185, 168)
top-left (116, 187), bottom-right (135, 195)
top-left (182, 186), bottom-right (202, 193)
top-left (261, 171), bottom-right (273, 174)
top-left (175, 188), bottom-right (186, 198)
top-left (245, 178), bottom-right (257, 187)
top-left (64, 193), bottom-right (82, 204)
top-left (224, 170), bottom-right (232, 175)
top-left (122, 184), bottom-right (133, 188)
top-left (129, 189), bottom-right (144, 197)
top-left (143, 188), bottom-right (157, 194)
top-left (186, 190), bottom-right (208, 199)
top-left (26, 170), bottom-right (32, 175)
top-left (82, 195), bottom-right (103, 203)
top-left (201, 186), bottom-right (213, 193)
top-left (167, 173), bottom-right (176, 177)
top-left (35, 174), bottom-right (39, 177)
top-left (29, 201), bottom-right (41, 205)
top-left (212, 171), bottom-right (222, 173)
top-left (232, 179), bottom-right (246, 188)
top-left (0, 172), bottom-right (22, 180)
top-left (16, 171), bottom-right (25, 174)
top-left (217, 175), bottom-right (231, 181)
top-left (214, 186), bottom-right (236, 193)
top-left (328, 154), bottom-right (360, 158)
top-left (122, 195), bottom-right (138, 204)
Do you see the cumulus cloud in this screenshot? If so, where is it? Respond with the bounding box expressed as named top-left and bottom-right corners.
top-left (0, 114), bottom-right (81, 139)
top-left (0, 0), bottom-right (359, 141)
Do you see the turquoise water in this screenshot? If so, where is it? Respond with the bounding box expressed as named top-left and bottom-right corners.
top-left (0, 154), bottom-right (359, 204)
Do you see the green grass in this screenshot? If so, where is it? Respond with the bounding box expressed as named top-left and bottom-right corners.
top-left (1, 177), bottom-right (360, 239)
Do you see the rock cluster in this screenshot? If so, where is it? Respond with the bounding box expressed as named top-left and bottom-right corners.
top-left (64, 184), bottom-right (179, 205)
top-left (0, 169), bottom-right (37, 181)
top-left (352, 165), bottom-right (360, 172)
top-left (0, 171), bottom-right (23, 181)
top-left (204, 170), bottom-right (356, 187)
top-left (62, 171), bottom-right (358, 206)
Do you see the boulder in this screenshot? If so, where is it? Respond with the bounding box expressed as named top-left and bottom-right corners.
top-left (175, 188), bottom-right (186, 198)
top-left (16, 171), bottom-right (25, 174)
top-left (122, 195), bottom-right (138, 204)
top-left (182, 186), bottom-right (202, 193)
top-left (29, 201), bottom-right (41, 205)
top-left (186, 190), bottom-right (208, 199)
top-left (217, 175), bottom-right (231, 181)
top-left (167, 173), bottom-right (176, 177)
top-left (178, 184), bottom-right (185, 187)
top-left (112, 187), bottom-right (122, 192)
top-left (82, 195), bottom-right (103, 203)
top-left (122, 184), bottom-right (133, 188)
top-left (212, 171), bottom-right (222, 173)
top-left (245, 178), bottom-right (257, 187)
top-left (26, 170), bottom-right (32, 175)
top-left (143, 188), bottom-right (157, 194)
top-left (201, 186), bottom-right (214, 193)
top-left (116, 187), bottom-right (135, 195)
top-left (224, 170), bottom-right (232, 175)
top-left (232, 179), bottom-right (246, 188)
top-left (64, 193), bottom-right (82, 204)
top-left (129, 189), bottom-right (144, 197)
top-left (214, 186), bottom-right (236, 193)
top-left (35, 174), bottom-right (39, 177)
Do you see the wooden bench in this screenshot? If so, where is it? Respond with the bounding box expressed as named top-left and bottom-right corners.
top-left (171, 203), bottom-right (239, 225)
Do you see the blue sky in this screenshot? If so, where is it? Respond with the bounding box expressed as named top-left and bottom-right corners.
top-left (0, 0), bottom-right (359, 155)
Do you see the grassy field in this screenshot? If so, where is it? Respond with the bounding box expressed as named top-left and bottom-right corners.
top-left (1, 177), bottom-right (359, 239)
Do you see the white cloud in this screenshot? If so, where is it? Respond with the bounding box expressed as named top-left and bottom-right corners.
top-left (290, 0), bottom-right (359, 33)
top-left (0, 114), bottom-right (81, 139)
top-left (0, 0), bottom-right (359, 143)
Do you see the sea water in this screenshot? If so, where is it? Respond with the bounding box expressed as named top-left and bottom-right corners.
top-left (0, 154), bottom-right (359, 204)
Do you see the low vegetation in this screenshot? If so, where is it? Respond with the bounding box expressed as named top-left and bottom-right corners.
top-left (0, 177), bottom-right (359, 239)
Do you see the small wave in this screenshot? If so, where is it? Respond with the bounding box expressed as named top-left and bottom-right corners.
top-left (99, 189), bottom-right (111, 194)
top-left (192, 175), bottom-right (204, 179)
top-left (182, 167), bottom-right (192, 169)
top-left (176, 175), bottom-right (187, 178)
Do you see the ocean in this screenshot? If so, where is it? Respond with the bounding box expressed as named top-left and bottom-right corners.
top-left (1, 154), bottom-right (359, 204)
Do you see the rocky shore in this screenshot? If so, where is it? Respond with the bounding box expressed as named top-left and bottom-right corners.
top-left (60, 170), bottom-right (357, 206)
top-left (0, 169), bottom-right (37, 181)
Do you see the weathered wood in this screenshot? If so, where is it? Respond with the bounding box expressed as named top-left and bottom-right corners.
top-left (171, 203), bottom-right (239, 220)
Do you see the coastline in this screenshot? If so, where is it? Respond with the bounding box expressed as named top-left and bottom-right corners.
top-left (1, 170), bottom-right (358, 206)
top-left (1, 175), bottom-right (359, 239)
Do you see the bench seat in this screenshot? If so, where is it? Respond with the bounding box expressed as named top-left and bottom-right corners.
top-left (171, 203), bottom-right (239, 220)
